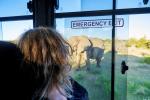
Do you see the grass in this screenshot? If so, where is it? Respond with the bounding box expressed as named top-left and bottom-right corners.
top-left (143, 56), bottom-right (150, 64)
top-left (127, 53), bottom-right (150, 100)
top-left (71, 58), bottom-right (111, 100)
top-left (70, 46), bottom-right (150, 100)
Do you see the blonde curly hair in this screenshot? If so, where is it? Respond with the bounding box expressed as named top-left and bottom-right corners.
top-left (18, 27), bottom-right (72, 99)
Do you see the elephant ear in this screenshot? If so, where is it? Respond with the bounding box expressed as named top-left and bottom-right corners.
top-left (67, 36), bottom-right (79, 55)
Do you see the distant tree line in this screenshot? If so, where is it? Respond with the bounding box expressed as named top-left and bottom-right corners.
top-left (126, 37), bottom-right (150, 49)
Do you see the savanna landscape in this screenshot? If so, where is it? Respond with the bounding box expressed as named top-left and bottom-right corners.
top-left (11, 36), bottom-right (150, 100)
top-left (68, 36), bottom-right (150, 100)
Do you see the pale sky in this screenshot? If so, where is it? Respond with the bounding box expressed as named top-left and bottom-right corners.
top-left (0, 0), bottom-right (150, 40)
top-left (1, 20), bottom-right (33, 41)
top-left (129, 14), bottom-right (150, 39)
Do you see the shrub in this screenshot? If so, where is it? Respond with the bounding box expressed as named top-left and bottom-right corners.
top-left (143, 56), bottom-right (150, 64)
top-left (136, 37), bottom-right (147, 48)
top-left (126, 38), bottom-right (137, 47)
top-left (128, 82), bottom-right (140, 93)
top-left (126, 37), bottom-right (150, 49)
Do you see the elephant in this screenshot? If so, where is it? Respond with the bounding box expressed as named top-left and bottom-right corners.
top-left (67, 36), bottom-right (92, 70)
top-left (67, 36), bottom-right (105, 71)
top-left (84, 38), bottom-right (105, 70)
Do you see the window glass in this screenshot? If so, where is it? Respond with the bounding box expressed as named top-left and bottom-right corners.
top-left (0, 0), bottom-right (31, 17)
top-left (117, 0), bottom-right (150, 9)
top-left (56, 16), bottom-right (112, 100)
top-left (115, 15), bottom-right (129, 100)
top-left (0, 20), bottom-right (33, 41)
top-left (56, 0), bottom-right (112, 13)
top-left (127, 14), bottom-right (150, 100)
top-left (115, 14), bottom-right (150, 100)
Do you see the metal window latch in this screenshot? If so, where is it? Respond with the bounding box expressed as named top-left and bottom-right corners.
top-left (55, 0), bottom-right (59, 10)
top-left (143, 0), bottom-right (149, 5)
top-left (121, 60), bottom-right (128, 74)
top-left (27, 0), bottom-right (59, 12)
top-left (27, 1), bottom-right (33, 13)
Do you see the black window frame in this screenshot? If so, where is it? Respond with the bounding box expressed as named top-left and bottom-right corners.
top-left (0, 0), bottom-right (150, 100)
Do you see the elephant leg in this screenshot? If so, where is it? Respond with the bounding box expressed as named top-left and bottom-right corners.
top-left (96, 58), bottom-right (101, 68)
top-left (86, 59), bottom-right (90, 71)
top-left (76, 53), bottom-right (82, 71)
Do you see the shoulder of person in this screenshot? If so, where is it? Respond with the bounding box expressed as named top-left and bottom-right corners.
top-left (69, 77), bottom-right (89, 100)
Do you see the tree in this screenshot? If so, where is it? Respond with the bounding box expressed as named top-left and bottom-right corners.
top-left (136, 37), bottom-right (147, 48)
top-left (126, 38), bottom-right (137, 47)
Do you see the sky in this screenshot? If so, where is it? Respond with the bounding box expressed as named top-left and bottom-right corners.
top-left (129, 14), bottom-right (150, 39)
top-left (0, 0), bottom-right (150, 41)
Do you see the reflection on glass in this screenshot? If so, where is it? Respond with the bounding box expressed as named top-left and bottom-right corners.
top-left (56, 16), bottom-right (112, 100)
top-left (117, 0), bottom-right (150, 9)
top-left (0, 0), bottom-right (31, 17)
top-left (115, 14), bottom-right (150, 100)
top-left (127, 14), bottom-right (150, 100)
top-left (0, 20), bottom-right (33, 41)
top-left (115, 15), bottom-right (129, 100)
top-left (56, 0), bottom-right (112, 13)
top-left (0, 22), bottom-right (2, 40)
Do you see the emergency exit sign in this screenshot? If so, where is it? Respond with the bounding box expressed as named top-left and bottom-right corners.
top-left (71, 18), bottom-right (124, 29)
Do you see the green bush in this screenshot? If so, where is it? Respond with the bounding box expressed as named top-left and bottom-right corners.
top-left (136, 37), bottom-right (147, 48)
top-left (145, 41), bottom-right (150, 49)
top-left (128, 82), bottom-right (140, 93)
top-left (126, 37), bottom-right (150, 49)
top-left (143, 56), bottom-right (150, 64)
top-left (126, 38), bottom-right (137, 47)
top-left (144, 82), bottom-right (150, 90)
